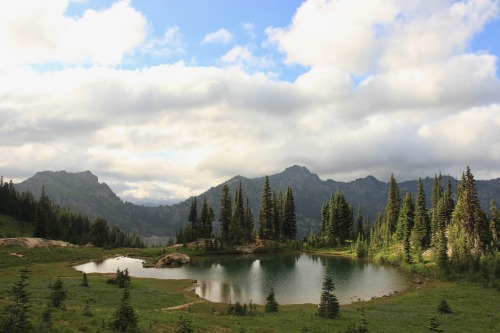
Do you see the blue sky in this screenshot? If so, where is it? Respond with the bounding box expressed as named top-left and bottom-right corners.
top-left (1, 0), bottom-right (500, 204)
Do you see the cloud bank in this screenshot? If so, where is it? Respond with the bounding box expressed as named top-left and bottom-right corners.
top-left (1, 0), bottom-right (499, 204)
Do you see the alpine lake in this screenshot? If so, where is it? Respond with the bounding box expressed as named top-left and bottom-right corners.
top-left (75, 253), bottom-right (414, 305)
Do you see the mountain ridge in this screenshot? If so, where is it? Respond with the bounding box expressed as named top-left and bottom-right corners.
top-left (12, 166), bottom-right (500, 239)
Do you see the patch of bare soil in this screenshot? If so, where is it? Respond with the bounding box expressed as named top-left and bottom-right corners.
top-left (0, 237), bottom-right (76, 248)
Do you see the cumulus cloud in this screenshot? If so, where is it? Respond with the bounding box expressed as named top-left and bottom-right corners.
top-left (0, 0), bottom-right (147, 69)
top-left (1, 0), bottom-right (500, 204)
top-left (202, 28), bottom-right (234, 44)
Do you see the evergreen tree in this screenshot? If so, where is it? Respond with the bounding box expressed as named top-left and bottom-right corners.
top-left (385, 174), bottom-right (401, 234)
top-left (318, 269), bottom-right (340, 319)
top-left (443, 176), bottom-right (455, 224)
top-left (49, 277), bottom-right (67, 309)
top-left (437, 299), bottom-right (451, 314)
top-left (427, 315), bottom-right (443, 332)
top-left (412, 178), bottom-right (430, 249)
top-left (271, 191), bottom-right (281, 240)
top-left (489, 199), bottom-right (500, 251)
top-left (89, 217), bottom-right (110, 247)
top-left (265, 288), bottom-right (279, 313)
top-left (258, 176), bottom-right (273, 239)
top-left (111, 286), bottom-right (138, 332)
top-left (283, 186), bottom-right (297, 240)
top-left (452, 167), bottom-right (488, 252)
top-left (177, 315), bottom-right (194, 333)
top-left (82, 272), bottom-right (89, 287)
top-left (188, 197), bottom-right (198, 238)
top-left (327, 192), bottom-right (353, 245)
top-left (398, 193), bottom-right (415, 262)
top-left (0, 264), bottom-right (32, 333)
top-left (356, 205), bottom-right (364, 238)
top-left (230, 183), bottom-right (245, 244)
top-left (434, 199), bottom-right (449, 271)
top-left (207, 204), bottom-right (215, 239)
top-left (199, 197), bottom-right (212, 239)
top-left (244, 197), bottom-right (254, 242)
top-left (321, 202), bottom-right (329, 234)
top-left (219, 185), bottom-right (232, 242)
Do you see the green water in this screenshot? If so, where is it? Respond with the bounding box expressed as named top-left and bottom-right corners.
top-left (75, 253), bottom-right (413, 305)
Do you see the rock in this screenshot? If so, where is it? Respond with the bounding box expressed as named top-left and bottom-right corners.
top-left (155, 253), bottom-right (191, 267)
top-left (413, 278), bottom-right (422, 284)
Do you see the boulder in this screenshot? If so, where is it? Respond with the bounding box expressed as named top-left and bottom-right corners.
top-left (155, 253), bottom-right (191, 267)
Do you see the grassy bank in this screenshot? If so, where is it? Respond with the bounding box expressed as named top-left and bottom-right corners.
top-left (0, 245), bottom-right (498, 332)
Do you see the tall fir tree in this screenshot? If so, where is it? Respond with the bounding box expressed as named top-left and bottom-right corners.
top-left (385, 174), bottom-right (401, 234)
top-left (490, 199), bottom-right (500, 251)
top-left (398, 193), bottom-right (415, 262)
top-left (258, 176), bottom-right (273, 239)
top-left (244, 197), bottom-right (254, 242)
top-left (283, 186), bottom-right (297, 240)
top-left (1, 264), bottom-right (32, 333)
top-left (412, 178), bottom-right (430, 249)
top-left (434, 198), bottom-right (449, 271)
top-left (111, 286), bottom-right (138, 332)
top-left (230, 183), bottom-right (245, 244)
top-left (219, 185), bottom-right (232, 242)
top-left (188, 197), bottom-right (198, 238)
top-left (318, 270), bottom-right (340, 319)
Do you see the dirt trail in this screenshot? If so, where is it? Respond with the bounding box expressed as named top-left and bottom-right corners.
top-left (162, 300), bottom-right (205, 310)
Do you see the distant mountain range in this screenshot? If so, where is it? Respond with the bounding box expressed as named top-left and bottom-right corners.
top-left (14, 166), bottom-right (500, 239)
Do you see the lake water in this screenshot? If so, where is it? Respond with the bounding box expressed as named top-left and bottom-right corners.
top-left (74, 253), bottom-right (413, 305)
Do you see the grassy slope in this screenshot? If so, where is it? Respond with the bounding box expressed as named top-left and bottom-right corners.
top-left (0, 214), bottom-right (497, 332)
top-left (0, 245), bottom-right (498, 332)
top-left (0, 213), bottom-right (34, 238)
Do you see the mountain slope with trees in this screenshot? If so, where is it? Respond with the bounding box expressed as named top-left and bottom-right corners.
top-left (9, 166), bottom-right (500, 239)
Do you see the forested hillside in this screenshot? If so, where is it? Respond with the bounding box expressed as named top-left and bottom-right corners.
top-left (10, 166), bottom-right (500, 239)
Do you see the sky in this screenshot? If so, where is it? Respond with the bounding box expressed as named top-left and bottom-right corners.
top-left (1, 0), bottom-right (500, 205)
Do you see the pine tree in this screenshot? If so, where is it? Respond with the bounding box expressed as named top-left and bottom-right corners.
top-left (1, 264), bottom-right (32, 332)
top-left (452, 167), bottom-right (487, 252)
top-left (356, 205), bottom-right (364, 238)
top-left (396, 193), bottom-right (414, 242)
top-left (229, 183), bottom-right (245, 244)
top-left (427, 315), bottom-right (443, 332)
top-left (258, 176), bottom-right (273, 239)
top-left (489, 199), bottom-right (500, 251)
top-left (437, 299), bottom-right (451, 314)
top-left (49, 277), bottom-right (67, 309)
top-left (188, 197), bottom-right (198, 238)
top-left (434, 199), bottom-right (449, 271)
top-left (283, 186), bottom-right (297, 240)
top-left (264, 288), bottom-right (279, 313)
top-left (244, 197), bottom-right (254, 242)
top-left (412, 178), bottom-right (430, 250)
top-left (397, 193), bottom-right (414, 262)
top-left (111, 286), bottom-right (138, 332)
top-left (219, 185), bottom-right (232, 242)
top-left (82, 272), bottom-right (89, 287)
top-left (318, 270), bottom-right (340, 319)
top-left (385, 174), bottom-right (401, 234)
top-left (271, 191), bottom-right (280, 240)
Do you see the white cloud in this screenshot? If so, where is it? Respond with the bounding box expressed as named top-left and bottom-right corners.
top-left (0, 0), bottom-right (147, 69)
top-left (202, 28), bottom-right (234, 44)
top-left (1, 0), bottom-right (500, 203)
top-left (142, 26), bottom-right (185, 57)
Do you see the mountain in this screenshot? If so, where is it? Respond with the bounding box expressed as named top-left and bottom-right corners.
top-left (14, 166), bottom-right (500, 239)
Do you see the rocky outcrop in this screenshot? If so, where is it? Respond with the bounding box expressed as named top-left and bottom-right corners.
top-left (155, 253), bottom-right (191, 267)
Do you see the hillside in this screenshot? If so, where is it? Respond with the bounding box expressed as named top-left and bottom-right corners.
top-left (13, 166), bottom-right (500, 239)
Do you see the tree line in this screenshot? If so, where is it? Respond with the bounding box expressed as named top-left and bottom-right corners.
top-left (308, 166), bottom-right (500, 286)
top-left (0, 177), bottom-right (144, 248)
top-left (177, 176), bottom-right (296, 246)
